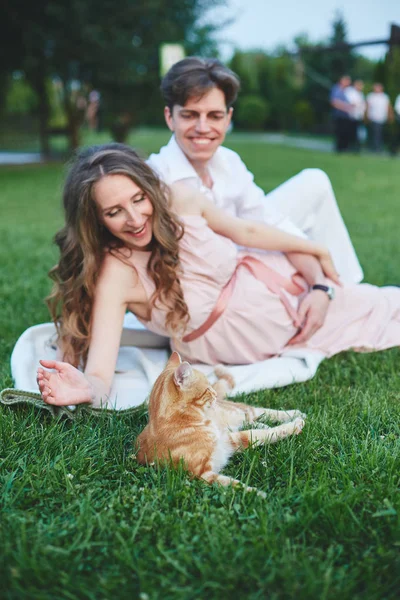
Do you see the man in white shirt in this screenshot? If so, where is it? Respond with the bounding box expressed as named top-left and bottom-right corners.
top-left (345, 80), bottom-right (366, 151)
top-left (395, 94), bottom-right (400, 120)
top-left (147, 57), bottom-right (363, 345)
top-left (390, 93), bottom-right (400, 156)
top-left (366, 83), bottom-right (392, 152)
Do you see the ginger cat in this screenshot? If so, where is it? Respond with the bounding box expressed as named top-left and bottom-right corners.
top-left (136, 352), bottom-right (305, 496)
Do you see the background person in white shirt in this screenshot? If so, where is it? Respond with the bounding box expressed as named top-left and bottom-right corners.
top-left (146, 57), bottom-right (364, 345)
top-left (345, 80), bottom-right (366, 151)
top-left (390, 93), bottom-right (400, 156)
top-left (395, 94), bottom-right (400, 120)
top-left (366, 83), bottom-right (393, 152)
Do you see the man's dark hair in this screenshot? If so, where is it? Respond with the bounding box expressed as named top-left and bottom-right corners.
top-left (161, 57), bottom-right (240, 110)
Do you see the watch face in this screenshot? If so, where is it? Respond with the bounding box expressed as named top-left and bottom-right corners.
top-left (327, 286), bottom-right (335, 300)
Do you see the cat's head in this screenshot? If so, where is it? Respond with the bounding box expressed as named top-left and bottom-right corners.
top-left (149, 351), bottom-right (217, 415)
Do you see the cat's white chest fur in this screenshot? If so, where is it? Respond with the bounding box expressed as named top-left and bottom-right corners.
top-left (209, 423), bottom-right (234, 473)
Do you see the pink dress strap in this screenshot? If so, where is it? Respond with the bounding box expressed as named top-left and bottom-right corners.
top-left (182, 255), bottom-right (305, 343)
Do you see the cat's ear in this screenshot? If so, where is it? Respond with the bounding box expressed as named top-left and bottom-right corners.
top-left (173, 362), bottom-right (193, 389)
top-left (167, 351), bottom-right (182, 368)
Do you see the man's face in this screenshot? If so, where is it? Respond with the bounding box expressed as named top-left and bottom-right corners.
top-left (164, 87), bottom-right (233, 166)
top-left (354, 80), bottom-right (364, 92)
top-left (340, 76), bottom-right (351, 88)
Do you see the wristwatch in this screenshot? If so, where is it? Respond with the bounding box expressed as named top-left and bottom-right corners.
top-left (311, 284), bottom-right (335, 300)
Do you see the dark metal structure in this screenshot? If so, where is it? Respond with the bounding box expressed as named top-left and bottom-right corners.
top-left (300, 23), bottom-right (400, 54)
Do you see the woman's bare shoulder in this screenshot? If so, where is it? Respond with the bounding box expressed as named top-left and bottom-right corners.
top-left (169, 182), bottom-right (203, 215)
top-left (98, 250), bottom-right (140, 288)
top-left (93, 251), bottom-right (143, 305)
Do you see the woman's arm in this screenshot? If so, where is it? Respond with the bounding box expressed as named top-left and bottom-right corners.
top-left (286, 252), bottom-right (328, 287)
top-left (170, 183), bottom-right (340, 282)
top-left (37, 255), bottom-right (138, 407)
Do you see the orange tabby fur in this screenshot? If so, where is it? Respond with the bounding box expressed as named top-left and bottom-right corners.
top-left (136, 352), bottom-right (306, 496)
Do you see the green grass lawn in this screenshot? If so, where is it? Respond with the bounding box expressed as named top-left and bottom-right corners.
top-left (1, 135), bottom-right (399, 600)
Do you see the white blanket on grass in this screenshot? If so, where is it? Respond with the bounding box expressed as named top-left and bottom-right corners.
top-left (10, 317), bottom-right (325, 410)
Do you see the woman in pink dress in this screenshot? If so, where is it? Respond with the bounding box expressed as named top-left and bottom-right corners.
top-left (37, 145), bottom-right (400, 407)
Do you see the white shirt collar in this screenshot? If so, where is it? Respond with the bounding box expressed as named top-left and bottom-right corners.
top-left (165, 135), bottom-right (231, 184)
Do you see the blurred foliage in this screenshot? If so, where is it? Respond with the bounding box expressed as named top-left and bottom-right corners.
top-left (230, 49), bottom-right (301, 131)
top-left (5, 73), bottom-right (39, 115)
top-left (293, 100), bottom-right (315, 132)
top-left (1, 0), bottom-right (228, 153)
top-left (235, 95), bottom-right (270, 130)
top-left (230, 12), bottom-right (394, 133)
top-left (1, 6), bottom-right (397, 143)
top-left (293, 13), bottom-right (373, 130)
top-left (385, 46), bottom-right (400, 103)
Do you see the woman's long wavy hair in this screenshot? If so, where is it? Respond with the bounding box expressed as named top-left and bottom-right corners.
top-left (47, 143), bottom-right (189, 367)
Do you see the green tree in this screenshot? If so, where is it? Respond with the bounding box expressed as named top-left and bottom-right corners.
top-left (2, 0), bottom-right (228, 155)
top-left (266, 52), bottom-right (298, 130)
top-left (229, 50), bottom-right (299, 131)
top-left (235, 95), bottom-right (270, 129)
top-left (384, 47), bottom-right (400, 102)
top-left (327, 12), bottom-right (356, 82)
top-left (4, 73), bottom-right (39, 115)
top-left (295, 12), bottom-right (357, 129)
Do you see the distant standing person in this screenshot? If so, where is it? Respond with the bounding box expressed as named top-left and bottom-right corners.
top-left (345, 80), bottom-right (366, 152)
top-left (366, 83), bottom-right (392, 152)
top-left (330, 75), bottom-right (353, 152)
top-left (390, 92), bottom-right (400, 156)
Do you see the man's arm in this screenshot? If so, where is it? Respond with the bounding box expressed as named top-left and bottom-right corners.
top-left (388, 101), bottom-right (395, 124)
top-left (330, 86), bottom-right (352, 114)
top-left (365, 96), bottom-right (371, 121)
top-left (394, 95), bottom-right (400, 118)
top-left (331, 98), bottom-right (352, 113)
top-left (286, 252), bottom-right (333, 345)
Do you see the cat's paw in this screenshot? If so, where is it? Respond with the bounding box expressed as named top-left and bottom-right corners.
top-left (214, 366), bottom-right (235, 390)
top-left (292, 417), bottom-right (305, 435)
top-left (283, 409), bottom-right (306, 422)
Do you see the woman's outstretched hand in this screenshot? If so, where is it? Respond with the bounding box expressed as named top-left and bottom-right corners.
top-left (37, 360), bottom-right (94, 406)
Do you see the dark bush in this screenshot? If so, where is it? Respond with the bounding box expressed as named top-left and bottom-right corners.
top-left (235, 95), bottom-right (270, 130)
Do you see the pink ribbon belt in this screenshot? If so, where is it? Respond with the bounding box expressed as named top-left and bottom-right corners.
top-left (182, 255), bottom-right (306, 343)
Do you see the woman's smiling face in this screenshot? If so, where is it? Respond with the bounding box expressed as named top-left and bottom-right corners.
top-left (94, 174), bottom-right (154, 250)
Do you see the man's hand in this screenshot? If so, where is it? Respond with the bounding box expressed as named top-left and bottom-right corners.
top-left (288, 290), bottom-right (330, 345)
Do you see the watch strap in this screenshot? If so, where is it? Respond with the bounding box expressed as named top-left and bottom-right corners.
top-left (311, 284), bottom-right (334, 299)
